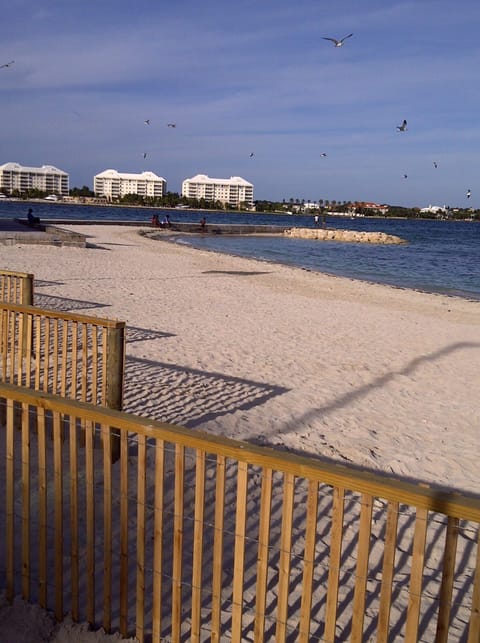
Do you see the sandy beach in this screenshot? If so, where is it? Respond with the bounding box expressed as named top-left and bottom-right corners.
top-left (1, 224), bottom-right (479, 640)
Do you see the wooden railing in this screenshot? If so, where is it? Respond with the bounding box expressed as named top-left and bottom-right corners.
top-left (0, 270), bottom-right (34, 306)
top-left (0, 382), bottom-right (478, 642)
top-left (0, 302), bottom-right (125, 410)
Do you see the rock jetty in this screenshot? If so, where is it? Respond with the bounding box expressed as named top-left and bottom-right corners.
top-left (284, 228), bottom-right (406, 244)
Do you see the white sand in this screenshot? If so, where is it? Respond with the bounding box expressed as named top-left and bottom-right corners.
top-left (1, 224), bottom-right (479, 640)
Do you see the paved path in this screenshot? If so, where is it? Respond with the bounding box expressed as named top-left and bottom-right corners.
top-left (0, 219), bottom-right (86, 246)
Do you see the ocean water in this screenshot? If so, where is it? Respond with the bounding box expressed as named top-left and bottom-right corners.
top-left (1, 200), bottom-right (480, 300)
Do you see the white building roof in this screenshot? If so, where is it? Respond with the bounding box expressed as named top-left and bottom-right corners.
top-left (95, 169), bottom-right (166, 181)
top-left (0, 162), bottom-right (68, 175)
top-left (185, 174), bottom-right (253, 187)
top-left (420, 204), bottom-right (447, 213)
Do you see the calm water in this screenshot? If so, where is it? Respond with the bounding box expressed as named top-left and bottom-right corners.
top-left (1, 200), bottom-right (480, 300)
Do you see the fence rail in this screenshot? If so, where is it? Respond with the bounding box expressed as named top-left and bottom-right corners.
top-left (0, 382), bottom-right (479, 642)
top-left (0, 270), bottom-right (34, 306)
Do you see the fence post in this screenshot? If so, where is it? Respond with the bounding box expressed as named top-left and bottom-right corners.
top-left (105, 324), bottom-right (126, 462)
top-left (21, 275), bottom-right (34, 358)
top-left (22, 274), bottom-right (34, 307)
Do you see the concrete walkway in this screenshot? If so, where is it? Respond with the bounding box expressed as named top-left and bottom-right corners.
top-left (0, 219), bottom-right (87, 247)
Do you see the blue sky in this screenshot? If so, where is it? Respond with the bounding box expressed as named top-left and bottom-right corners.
top-left (1, 0), bottom-right (479, 207)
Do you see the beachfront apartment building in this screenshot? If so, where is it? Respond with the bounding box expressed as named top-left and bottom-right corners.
top-left (0, 162), bottom-right (69, 195)
top-left (182, 174), bottom-right (254, 207)
top-left (94, 169), bottom-right (167, 201)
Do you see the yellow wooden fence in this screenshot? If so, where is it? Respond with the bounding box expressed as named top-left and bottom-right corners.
top-left (0, 269), bottom-right (34, 306)
top-left (0, 302), bottom-right (125, 410)
top-left (0, 382), bottom-right (479, 642)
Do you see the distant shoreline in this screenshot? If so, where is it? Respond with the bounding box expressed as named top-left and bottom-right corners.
top-left (1, 198), bottom-right (479, 222)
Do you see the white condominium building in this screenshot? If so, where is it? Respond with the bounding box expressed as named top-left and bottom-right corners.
top-left (0, 162), bottom-right (69, 195)
top-left (94, 169), bottom-right (167, 200)
top-left (182, 174), bottom-right (254, 207)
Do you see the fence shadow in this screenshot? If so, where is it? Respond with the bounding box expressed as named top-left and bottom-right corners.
top-left (126, 326), bottom-right (175, 343)
top-left (123, 355), bottom-right (289, 428)
top-left (32, 279), bottom-right (65, 287)
top-left (33, 292), bottom-right (110, 312)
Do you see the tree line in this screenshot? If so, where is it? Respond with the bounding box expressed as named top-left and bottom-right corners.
top-left (3, 186), bottom-right (479, 220)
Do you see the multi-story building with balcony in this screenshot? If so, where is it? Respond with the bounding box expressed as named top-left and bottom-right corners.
top-left (94, 169), bottom-right (166, 201)
top-left (0, 162), bottom-right (69, 195)
top-left (182, 174), bottom-right (254, 207)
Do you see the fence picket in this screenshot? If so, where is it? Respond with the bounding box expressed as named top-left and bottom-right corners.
top-left (324, 486), bottom-right (345, 641)
top-left (151, 438), bottom-right (165, 642)
top-left (21, 402), bottom-right (30, 600)
top-left (276, 472), bottom-right (295, 642)
top-left (53, 410), bottom-right (63, 621)
top-left (211, 455), bottom-right (226, 643)
top-left (119, 430), bottom-right (130, 637)
top-left (254, 467), bottom-right (273, 642)
top-left (232, 461), bottom-right (248, 642)
top-left (298, 479), bottom-right (319, 643)
top-left (405, 506), bottom-right (428, 640)
top-left (377, 500), bottom-right (399, 642)
top-left (467, 530), bottom-right (480, 642)
top-left (191, 450), bottom-right (206, 642)
top-left (172, 444), bottom-right (185, 642)
top-left (135, 434), bottom-right (147, 643)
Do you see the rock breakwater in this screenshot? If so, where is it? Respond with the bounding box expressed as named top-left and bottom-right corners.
top-left (284, 228), bottom-right (406, 244)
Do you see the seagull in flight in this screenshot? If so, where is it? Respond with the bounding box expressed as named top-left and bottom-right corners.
top-left (467, 189), bottom-right (471, 199)
top-left (167, 123), bottom-right (176, 128)
top-left (322, 34), bottom-right (353, 47)
top-left (320, 152), bottom-right (327, 157)
top-left (249, 152), bottom-right (254, 157)
top-left (144, 119), bottom-right (150, 125)
top-left (403, 174), bottom-right (408, 179)
top-left (433, 161), bottom-right (438, 168)
top-left (396, 119), bottom-right (408, 132)
top-left (143, 152), bottom-right (147, 159)
top-left (0, 60), bottom-right (14, 69)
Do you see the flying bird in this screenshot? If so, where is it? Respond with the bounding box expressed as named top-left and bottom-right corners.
top-left (467, 189), bottom-right (471, 199)
top-left (396, 120), bottom-right (408, 132)
top-left (167, 123), bottom-right (176, 128)
top-left (433, 161), bottom-right (438, 168)
top-left (0, 60), bottom-right (14, 69)
top-left (144, 119), bottom-right (150, 125)
top-left (249, 152), bottom-right (254, 157)
top-left (322, 34), bottom-right (353, 47)
top-left (320, 152), bottom-right (327, 157)
top-left (143, 152), bottom-right (147, 159)
top-left (403, 174), bottom-right (408, 179)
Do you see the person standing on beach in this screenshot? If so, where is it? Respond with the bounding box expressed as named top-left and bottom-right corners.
top-left (314, 214), bottom-right (319, 226)
top-left (200, 216), bottom-right (206, 232)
